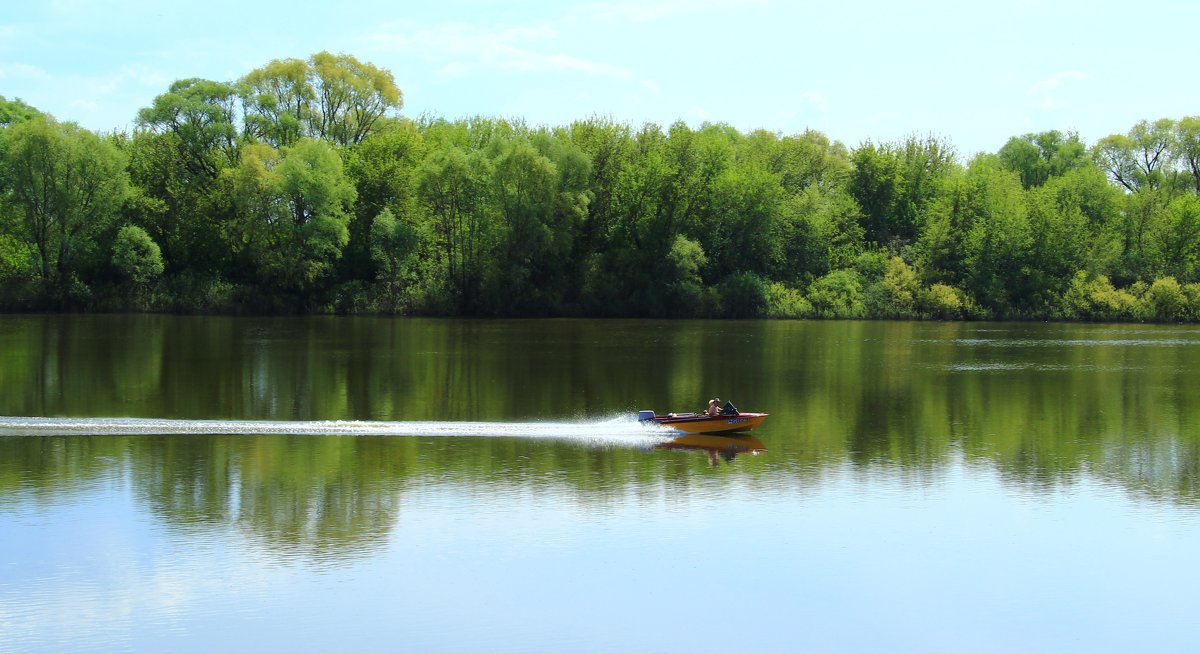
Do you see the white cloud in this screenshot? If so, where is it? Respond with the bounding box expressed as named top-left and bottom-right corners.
top-left (0, 62), bottom-right (50, 80)
top-left (366, 21), bottom-right (631, 81)
top-left (87, 64), bottom-right (170, 95)
top-left (799, 90), bottom-right (828, 114)
top-left (1027, 70), bottom-right (1090, 108)
top-left (48, 0), bottom-right (92, 14)
top-left (438, 61), bottom-right (470, 79)
top-left (573, 0), bottom-right (770, 24)
top-left (1, 61), bottom-right (172, 129)
top-left (71, 98), bottom-right (101, 112)
top-left (868, 111), bottom-right (900, 127)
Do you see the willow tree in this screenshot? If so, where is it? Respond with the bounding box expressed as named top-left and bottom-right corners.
top-left (0, 96), bottom-right (41, 128)
top-left (1173, 117), bottom-right (1200, 194)
top-left (240, 52), bottom-right (403, 148)
top-left (343, 120), bottom-right (425, 281)
top-left (849, 136), bottom-right (956, 248)
top-left (219, 139), bottom-right (355, 301)
top-left (239, 57), bottom-right (312, 147)
top-left (1, 116), bottom-right (128, 296)
top-left (418, 143), bottom-right (494, 313)
top-left (308, 52), bottom-right (403, 147)
top-left (1094, 118), bottom-right (1176, 193)
top-left (274, 138), bottom-right (356, 293)
top-left (997, 130), bottom-right (1089, 189)
top-left (136, 78), bottom-right (239, 179)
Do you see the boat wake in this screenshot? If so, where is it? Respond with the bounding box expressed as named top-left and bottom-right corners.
top-left (0, 415), bottom-right (678, 447)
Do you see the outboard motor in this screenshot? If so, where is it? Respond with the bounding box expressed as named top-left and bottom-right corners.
top-left (638, 410), bottom-right (657, 423)
top-left (721, 401), bottom-right (739, 416)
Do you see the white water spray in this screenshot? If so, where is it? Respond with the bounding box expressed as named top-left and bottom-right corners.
top-left (0, 414), bottom-right (679, 447)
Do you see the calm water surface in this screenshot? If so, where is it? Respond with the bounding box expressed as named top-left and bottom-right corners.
top-left (2, 316), bottom-right (1200, 652)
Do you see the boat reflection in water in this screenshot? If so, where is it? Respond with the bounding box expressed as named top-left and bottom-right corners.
top-left (657, 433), bottom-right (766, 466)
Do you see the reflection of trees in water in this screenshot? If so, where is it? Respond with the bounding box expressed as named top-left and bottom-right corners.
top-left (1089, 436), bottom-right (1200, 503)
top-left (4, 423), bottom-right (1200, 571)
top-left (0, 436), bottom-right (127, 507)
top-left (757, 320), bottom-right (1200, 505)
top-left (5, 315), bottom-right (1200, 539)
top-left (129, 435), bottom-right (407, 564)
top-left (2, 432), bottom-right (769, 566)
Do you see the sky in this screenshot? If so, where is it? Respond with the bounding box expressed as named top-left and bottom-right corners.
top-left (2, 0), bottom-right (1198, 158)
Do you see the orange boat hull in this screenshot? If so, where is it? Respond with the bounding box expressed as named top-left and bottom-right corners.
top-left (647, 412), bottom-right (768, 434)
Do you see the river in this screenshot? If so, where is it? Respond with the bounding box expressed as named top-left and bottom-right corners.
top-left (2, 315), bottom-right (1198, 652)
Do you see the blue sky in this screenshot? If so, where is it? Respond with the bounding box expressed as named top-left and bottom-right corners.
top-left (2, 0), bottom-right (1197, 157)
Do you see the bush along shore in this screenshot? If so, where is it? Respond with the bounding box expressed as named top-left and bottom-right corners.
top-left (2, 53), bottom-right (1200, 321)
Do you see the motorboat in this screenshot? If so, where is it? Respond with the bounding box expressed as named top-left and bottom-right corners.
top-left (638, 404), bottom-right (768, 434)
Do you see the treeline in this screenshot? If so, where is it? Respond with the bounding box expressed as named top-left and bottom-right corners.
top-left (2, 52), bottom-right (1200, 320)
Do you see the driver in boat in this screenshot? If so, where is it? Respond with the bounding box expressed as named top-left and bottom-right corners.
top-left (706, 398), bottom-right (721, 417)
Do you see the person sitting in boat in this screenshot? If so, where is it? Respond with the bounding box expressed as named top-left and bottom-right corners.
top-left (706, 398), bottom-right (721, 416)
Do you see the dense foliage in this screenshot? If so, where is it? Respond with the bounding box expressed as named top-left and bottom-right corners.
top-left (3, 53), bottom-right (1200, 320)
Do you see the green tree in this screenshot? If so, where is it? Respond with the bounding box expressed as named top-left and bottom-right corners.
top-left (1061, 271), bottom-right (1138, 321)
top-left (112, 224), bottom-right (165, 285)
top-left (343, 119), bottom-right (425, 281)
top-left (239, 57), bottom-right (312, 147)
top-left (133, 78), bottom-right (243, 287)
top-left (137, 78), bottom-right (239, 179)
top-left (0, 96), bottom-right (41, 128)
top-left (1115, 189), bottom-right (1168, 283)
top-left (566, 117), bottom-right (635, 260)
top-left (418, 143), bottom-right (495, 312)
top-left (220, 139), bottom-right (354, 302)
top-left (848, 141), bottom-right (901, 245)
top-left (918, 283), bottom-right (966, 320)
top-left (764, 281), bottom-right (812, 318)
top-left (849, 135), bottom-right (955, 247)
top-left (487, 135), bottom-right (590, 313)
top-left (960, 157), bottom-right (1031, 315)
top-left (913, 167), bottom-right (975, 286)
top-left (1149, 195), bottom-right (1200, 282)
top-left (489, 138), bottom-right (556, 312)
top-left (307, 51), bottom-right (403, 147)
top-left (584, 125), bottom-right (680, 315)
top-left (1094, 119), bottom-right (1176, 192)
top-left (1172, 116), bottom-right (1200, 193)
top-left (704, 162), bottom-right (784, 279)
top-left (122, 129), bottom-right (226, 277)
top-left (778, 187), bottom-right (863, 284)
top-left (664, 234), bottom-right (708, 315)
top-left (1022, 181), bottom-right (1090, 312)
top-left (218, 141), bottom-right (280, 281)
top-left (1039, 164), bottom-right (1126, 282)
top-left (808, 269), bottom-right (866, 318)
top-left (758, 129), bottom-right (852, 194)
top-left (719, 270), bottom-right (767, 318)
top-left (240, 52), bottom-right (403, 148)
top-left (870, 256), bottom-right (920, 318)
top-left (1129, 118), bottom-right (1175, 191)
top-left (1145, 276), bottom-right (1187, 321)
top-left (273, 138), bottom-right (356, 295)
top-left (998, 130), bottom-right (1088, 188)
top-left (368, 207), bottom-right (421, 311)
top-left (2, 116), bottom-right (128, 297)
